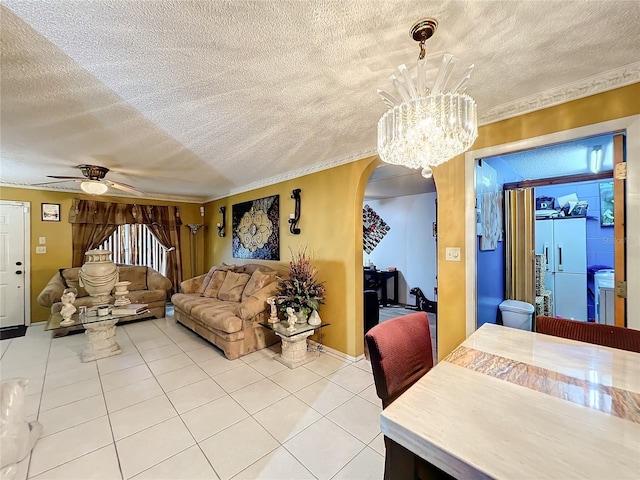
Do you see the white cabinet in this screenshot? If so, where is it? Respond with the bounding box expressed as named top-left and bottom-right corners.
top-left (601, 288), bottom-right (615, 325)
top-left (535, 218), bottom-right (587, 321)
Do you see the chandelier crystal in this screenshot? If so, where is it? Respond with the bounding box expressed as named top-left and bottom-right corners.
top-left (377, 18), bottom-right (478, 175)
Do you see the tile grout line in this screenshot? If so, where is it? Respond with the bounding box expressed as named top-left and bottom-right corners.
top-left (118, 322), bottom-right (206, 480)
top-left (19, 317), bottom-right (383, 480)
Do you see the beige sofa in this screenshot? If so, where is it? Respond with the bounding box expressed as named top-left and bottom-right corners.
top-left (171, 263), bottom-right (284, 360)
top-left (38, 265), bottom-right (172, 321)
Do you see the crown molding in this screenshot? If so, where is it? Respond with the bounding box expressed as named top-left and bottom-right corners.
top-left (203, 147), bottom-right (379, 202)
top-left (6, 66), bottom-right (637, 204)
top-left (206, 66), bottom-right (639, 201)
top-left (0, 182), bottom-right (206, 204)
top-left (479, 62), bottom-right (640, 126)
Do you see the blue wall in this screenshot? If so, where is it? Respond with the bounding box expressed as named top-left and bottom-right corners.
top-left (476, 157), bottom-right (517, 327)
top-left (535, 179), bottom-right (614, 319)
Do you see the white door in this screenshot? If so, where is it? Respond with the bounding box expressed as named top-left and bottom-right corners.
top-left (555, 273), bottom-right (587, 321)
top-left (535, 220), bottom-right (554, 273)
top-left (0, 202), bottom-right (28, 328)
top-left (553, 218), bottom-right (586, 274)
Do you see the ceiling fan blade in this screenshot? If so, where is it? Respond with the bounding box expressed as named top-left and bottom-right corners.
top-left (32, 179), bottom-right (82, 186)
top-left (105, 180), bottom-right (146, 197)
top-left (46, 176), bottom-right (86, 180)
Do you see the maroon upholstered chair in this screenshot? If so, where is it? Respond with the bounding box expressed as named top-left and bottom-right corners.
top-left (536, 316), bottom-right (640, 353)
top-left (366, 312), bottom-right (449, 479)
top-left (365, 311), bottom-right (434, 409)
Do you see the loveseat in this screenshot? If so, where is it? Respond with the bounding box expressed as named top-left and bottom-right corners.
top-left (171, 263), bottom-right (284, 359)
top-left (38, 265), bottom-right (172, 322)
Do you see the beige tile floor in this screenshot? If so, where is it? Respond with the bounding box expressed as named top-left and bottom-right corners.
top-left (0, 317), bottom-right (385, 480)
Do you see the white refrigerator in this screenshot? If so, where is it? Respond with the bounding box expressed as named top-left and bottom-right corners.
top-left (535, 217), bottom-right (587, 321)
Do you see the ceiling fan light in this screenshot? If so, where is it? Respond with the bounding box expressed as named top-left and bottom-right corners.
top-left (80, 180), bottom-right (108, 195)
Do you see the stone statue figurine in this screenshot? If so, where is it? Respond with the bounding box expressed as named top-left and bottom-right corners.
top-left (266, 297), bottom-right (279, 324)
top-left (285, 307), bottom-right (297, 332)
top-left (59, 288), bottom-right (77, 326)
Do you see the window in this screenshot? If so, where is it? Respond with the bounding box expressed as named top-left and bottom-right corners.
top-left (99, 224), bottom-right (167, 275)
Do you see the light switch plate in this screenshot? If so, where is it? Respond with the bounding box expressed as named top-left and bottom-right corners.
top-left (446, 247), bottom-right (461, 261)
top-left (39, 237), bottom-right (46, 244)
top-left (36, 246), bottom-right (46, 254)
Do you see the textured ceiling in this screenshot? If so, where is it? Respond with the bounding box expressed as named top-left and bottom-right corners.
top-left (491, 134), bottom-right (615, 181)
top-left (1, 1), bottom-right (638, 202)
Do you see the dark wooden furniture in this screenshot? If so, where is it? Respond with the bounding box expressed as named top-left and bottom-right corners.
top-left (363, 290), bottom-right (380, 333)
top-left (364, 268), bottom-right (399, 307)
top-left (365, 312), bottom-right (444, 479)
top-left (536, 315), bottom-right (640, 353)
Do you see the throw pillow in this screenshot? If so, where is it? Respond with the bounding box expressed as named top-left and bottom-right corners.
top-left (60, 269), bottom-right (88, 298)
top-left (242, 269), bottom-right (274, 301)
top-left (196, 266), bottom-right (219, 295)
top-left (202, 270), bottom-right (228, 298)
top-left (116, 266), bottom-right (148, 291)
top-left (217, 271), bottom-right (251, 302)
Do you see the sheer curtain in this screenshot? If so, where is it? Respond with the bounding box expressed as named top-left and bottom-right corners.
top-left (69, 199), bottom-right (183, 293)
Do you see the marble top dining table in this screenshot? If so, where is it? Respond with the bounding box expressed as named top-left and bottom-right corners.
top-left (380, 323), bottom-right (640, 479)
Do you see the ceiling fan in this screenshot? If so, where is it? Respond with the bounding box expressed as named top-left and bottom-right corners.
top-left (34, 164), bottom-right (146, 196)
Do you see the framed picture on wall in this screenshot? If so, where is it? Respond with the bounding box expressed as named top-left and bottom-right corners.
top-left (231, 195), bottom-right (280, 260)
top-left (41, 203), bottom-right (61, 222)
top-left (599, 181), bottom-right (614, 226)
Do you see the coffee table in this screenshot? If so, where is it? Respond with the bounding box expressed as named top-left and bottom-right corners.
top-left (260, 321), bottom-right (330, 369)
top-left (46, 310), bottom-right (146, 362)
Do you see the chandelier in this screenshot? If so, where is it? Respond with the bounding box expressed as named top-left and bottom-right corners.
top-left (377, 18), bottom-right (478, 178)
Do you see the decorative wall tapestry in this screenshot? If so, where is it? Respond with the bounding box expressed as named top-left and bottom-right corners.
top-left (480, 191), bottom-right (503, 251)
top-left (232, 195), bottom-right (280, 260)
top-left (363, 204), bottom-right (390, 254)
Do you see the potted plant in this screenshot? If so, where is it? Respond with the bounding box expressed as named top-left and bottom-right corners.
top-left (277, 247), bottom-right (326, 323)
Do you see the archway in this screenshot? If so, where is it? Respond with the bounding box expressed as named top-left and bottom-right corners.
top-left (356, 160), bottom-right (439, 359)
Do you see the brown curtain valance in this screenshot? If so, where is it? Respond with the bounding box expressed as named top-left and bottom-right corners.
top-left (69, 199), bottom-right (184, 294)
top-left (69, 199), bottom-right (182, 226)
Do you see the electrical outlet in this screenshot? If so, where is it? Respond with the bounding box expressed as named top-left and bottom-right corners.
top-left (36, 246), bottom-right (46, 254)
top-left (39, 237), bottom-right (46, 244)
top-left (445, 247), bottom-right (461, 261)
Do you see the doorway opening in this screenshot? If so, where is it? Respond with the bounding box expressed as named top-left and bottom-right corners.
top-left (362, 164), bottom-right (438, 361)
top-left (476, 133), bottom-right (618, 329)
top-left (465, 115), bottom-right (640, 336)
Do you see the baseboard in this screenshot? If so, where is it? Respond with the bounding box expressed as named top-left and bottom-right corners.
top-left (308, 340), bottom-right (365, 363)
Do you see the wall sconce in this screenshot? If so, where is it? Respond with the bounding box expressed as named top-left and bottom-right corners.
top-left (200, 205), bottom-right (205, 217)
top-left (187, 224), bottom-right (204, 235)
top-left (217, 206), bottom-right (226, 237)
top-left (289, 188), bottom-right (301, 235)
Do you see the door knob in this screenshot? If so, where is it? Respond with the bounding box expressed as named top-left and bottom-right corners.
top-left (16, 261), bottom-right (22, 266)
top-left (15, 270), bottom-right (23, 275)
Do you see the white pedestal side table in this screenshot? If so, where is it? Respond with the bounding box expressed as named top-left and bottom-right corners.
top-left (46, 310), bottom-right (148, 362)
top-left (81, 318), bottom-right (121, 362)
top-left (261, 321), bottom-right (330, 369)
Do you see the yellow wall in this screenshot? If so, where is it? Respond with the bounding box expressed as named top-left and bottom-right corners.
top-left (434, 83), bottom-right (640, 359)
top-left (203, 83), bottom-right (639, 359)
top-left (0, 187), bottom-right (203, 323)
top-left (7, 83), bottom-right (636, 355)
top-left (204, 159), bottom-right (378, 357)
